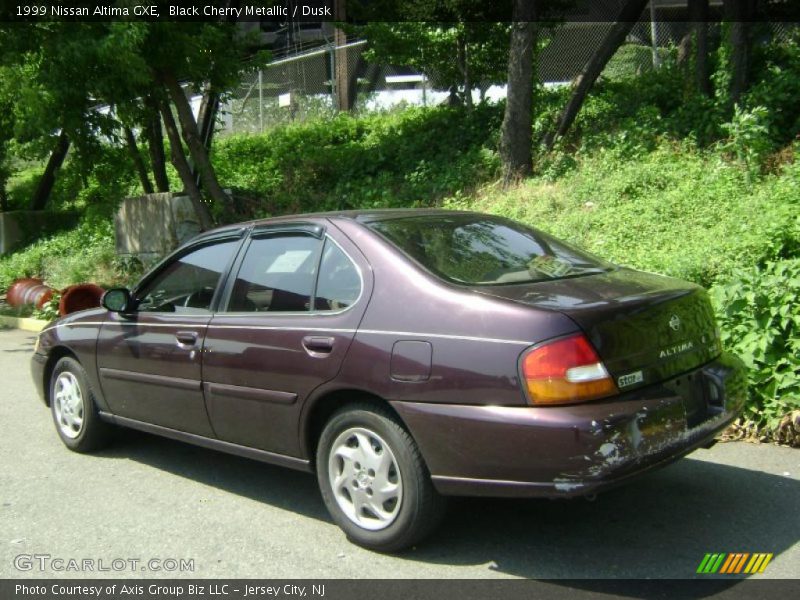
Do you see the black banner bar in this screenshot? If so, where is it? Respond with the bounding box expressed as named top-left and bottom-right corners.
top-left (3, 579), bottom-right (800, 600)
top-left (2, 1), bottom-right (800, 23)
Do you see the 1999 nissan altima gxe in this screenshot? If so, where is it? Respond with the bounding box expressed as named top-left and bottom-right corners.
top-left (31, 209), bottom-right (746, 551)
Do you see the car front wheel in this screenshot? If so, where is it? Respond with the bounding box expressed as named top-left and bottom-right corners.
top-left (50, 356), bottom-right (112, 452)
top-left (316, 404), bottom-right (445, 552)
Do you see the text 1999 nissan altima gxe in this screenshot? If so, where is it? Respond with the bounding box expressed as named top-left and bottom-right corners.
top-left (31, 209), bottom-right (746, 551)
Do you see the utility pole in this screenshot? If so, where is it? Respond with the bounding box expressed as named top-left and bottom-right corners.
top-left (650, 1), bottom-right (661, 68)
top-left (258, 70), bottom-right (264, 132)
top-left (334, 0), bottom-right (352, 111)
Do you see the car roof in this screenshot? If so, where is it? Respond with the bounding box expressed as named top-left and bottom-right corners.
top-left (198, 208), bottom-right (484, 239)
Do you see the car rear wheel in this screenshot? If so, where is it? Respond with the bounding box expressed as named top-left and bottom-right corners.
top-left (316, 403), bottom-right (445, 552)
top-left (50, 356), bottom-right (112, 452)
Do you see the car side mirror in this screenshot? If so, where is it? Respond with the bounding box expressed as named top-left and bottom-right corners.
top-left (101, 288), bottom-right (133, 313)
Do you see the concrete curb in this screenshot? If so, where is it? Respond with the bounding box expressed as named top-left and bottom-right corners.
top-left (0, 315), bottom-right (48, 332)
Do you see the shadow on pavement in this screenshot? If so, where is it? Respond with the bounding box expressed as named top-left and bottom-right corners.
top-left (1, 333), bottom-right (36, 351)
top-left (94, 428), bottom-right (329, 521)
top-left (92, 429), bottom-right (796, 582)
top-left (413, 456), bottom-right (797, 581)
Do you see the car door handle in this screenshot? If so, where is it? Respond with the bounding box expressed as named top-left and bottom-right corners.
top-left (175, 331), bottom-right (199, 346)
top-left (302, 336), bottom-right (334, 354)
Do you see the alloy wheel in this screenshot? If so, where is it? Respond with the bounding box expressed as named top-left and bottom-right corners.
top-left (327, 427), bottom-right (403, 531)
top-left (53, 371), bottom-right (84, 439)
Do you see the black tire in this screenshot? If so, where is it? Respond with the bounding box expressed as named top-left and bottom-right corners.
top-left (49, 356), bottom-right (112, 453)
top-left (316, 403), bottom-right (446, 552)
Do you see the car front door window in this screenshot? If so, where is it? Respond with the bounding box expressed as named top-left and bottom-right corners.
top-left (137, 241), bottom-right (238, 314)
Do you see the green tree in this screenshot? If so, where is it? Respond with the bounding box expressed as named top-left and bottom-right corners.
top-left (0, 21), bottom-right (266, 228)
top-left (360, 21), bottom-right (511, 107)
top-left (0, 69), bottom-right (16, 211)
top-left (543, 0), bottom-right (650, 151)
top-left (0, 23), bottom-right (119, 210)
top-left (499, 1), bottom-right (538, 182)
top-left (355, 1), bottom-right (513, 107)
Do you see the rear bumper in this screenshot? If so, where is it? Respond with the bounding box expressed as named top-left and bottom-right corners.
top-left (392, 353), bottom-right (746, 498)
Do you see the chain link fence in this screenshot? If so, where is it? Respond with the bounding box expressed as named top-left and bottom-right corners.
top-left (220, 20), bottom-right (798, 135)
top-left (224, 40), bottom-right (451, 134)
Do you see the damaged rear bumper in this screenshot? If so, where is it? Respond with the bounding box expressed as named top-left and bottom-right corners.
top-left (392, 353), bottom-right (747, 498)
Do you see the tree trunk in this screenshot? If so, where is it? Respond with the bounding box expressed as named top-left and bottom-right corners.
top-left (0, 186), bottom-right (8, 212)
top-left (29, 131), bottom-right (70, 211)
top-left (194, 84), bottom-right (220, 187)
top-left (456, 33), bottom-right (473, 109)
top-left (144, 95), bottom-right (170, 192)
top-left (123, 125), bottom-right (154, 195)
top-left (690, 0), bottom-right (712, 97)
top-left (677, 31), bottom-right (693, 68)
top-left (499, 1), bottom-right (537, 183)
top-left (161, 71), bottom-right (230, 211)
top-left (196, 85), bottom-right (219, 151)
top-left (544, 0), bottom-right (649, 151)
top-left (725, 0), bottom-right (754, 106)
top-left (158, 97), bottom-right (213, 231)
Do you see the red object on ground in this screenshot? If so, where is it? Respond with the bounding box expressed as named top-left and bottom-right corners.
top-left (58, 283), bottom-right (105, 316)
top-left (7, 278), bottom-right (55, 309)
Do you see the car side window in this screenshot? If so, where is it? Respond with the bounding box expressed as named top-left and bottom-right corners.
top-left (136, 240), bottom-right (238, 314)
top-left (315, 239), bottom-right (361, 311)
top-left (227, 235), bottom-right (322, 312)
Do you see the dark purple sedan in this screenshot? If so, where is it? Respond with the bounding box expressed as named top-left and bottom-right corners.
top-left (31, 209), bottom-right (746, 551)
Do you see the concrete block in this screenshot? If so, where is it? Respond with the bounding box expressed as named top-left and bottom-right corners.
top-left (114, 193), bottom-right (203, 260)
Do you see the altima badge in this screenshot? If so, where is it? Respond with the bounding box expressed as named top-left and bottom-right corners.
top-left (669, 315), bottom-right (681, 331)
top-left (660, 341), bottom-right (694, 359)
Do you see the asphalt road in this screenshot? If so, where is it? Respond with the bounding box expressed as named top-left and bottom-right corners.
top-left (1, 326), bottom-right (797, 580)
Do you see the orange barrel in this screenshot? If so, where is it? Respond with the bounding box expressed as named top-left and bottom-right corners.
top-left (58, 283), bottom-right (105, 316)
top-left (7, 278), bottom-right (42, 306)
top-left (7, 278), bottom-right (54, 308)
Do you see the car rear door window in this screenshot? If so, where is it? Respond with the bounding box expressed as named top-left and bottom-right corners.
top-left (314, 239), bottom-right (361, 311)
top-left (228, 235), bottom-right (322, 312)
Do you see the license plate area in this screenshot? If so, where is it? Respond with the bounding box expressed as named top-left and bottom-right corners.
top-left (664, 370), bottom-right (711, 429)
top-left (664, 360), bottom-right (744, 430)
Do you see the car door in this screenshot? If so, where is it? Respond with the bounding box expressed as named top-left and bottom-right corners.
top-left (202, 221), bottom-right (370, 457)
top-left (97, 234), bottom-right (243, 436)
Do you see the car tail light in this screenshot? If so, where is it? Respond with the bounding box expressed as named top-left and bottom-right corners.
top-left (520, 334), bottom-right (617, 405)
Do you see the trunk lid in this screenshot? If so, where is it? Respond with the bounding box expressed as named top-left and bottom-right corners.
top-left (474, 268), bottom-right (722, 392)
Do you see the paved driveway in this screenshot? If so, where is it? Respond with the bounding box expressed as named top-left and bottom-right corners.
top-left (1, 327), bottom-right (797, 579)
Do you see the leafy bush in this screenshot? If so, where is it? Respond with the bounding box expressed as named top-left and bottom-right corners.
top-left (32, 292), bottom-right (61, 321)
top-left (709, 259), bottom-right (800, 435)
top-left (212, 105), bottom-right (502, 220)
top-left (0, 142), bottom-right (142, 294)
top-left (547, 33), bottom-right (800, 166)
top-left (601, 43), bottom-right (674, 82)
top-left (5, 145), bottom-right (138, 215)
top-left (746, 30), bottom-right (800, 148)
top-left (563, 62), bottom-right (690, 156)
top-left (719, 105), bottom-right (773, 179)
top-left (0, 217), bottom-right (117, 292)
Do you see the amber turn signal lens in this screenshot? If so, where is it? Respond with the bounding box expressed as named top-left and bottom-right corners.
top-left (520, 334), bottom-right (617, 405)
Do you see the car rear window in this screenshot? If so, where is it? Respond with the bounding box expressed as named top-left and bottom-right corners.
top-left (367, 214), bottom-right (615, 286)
